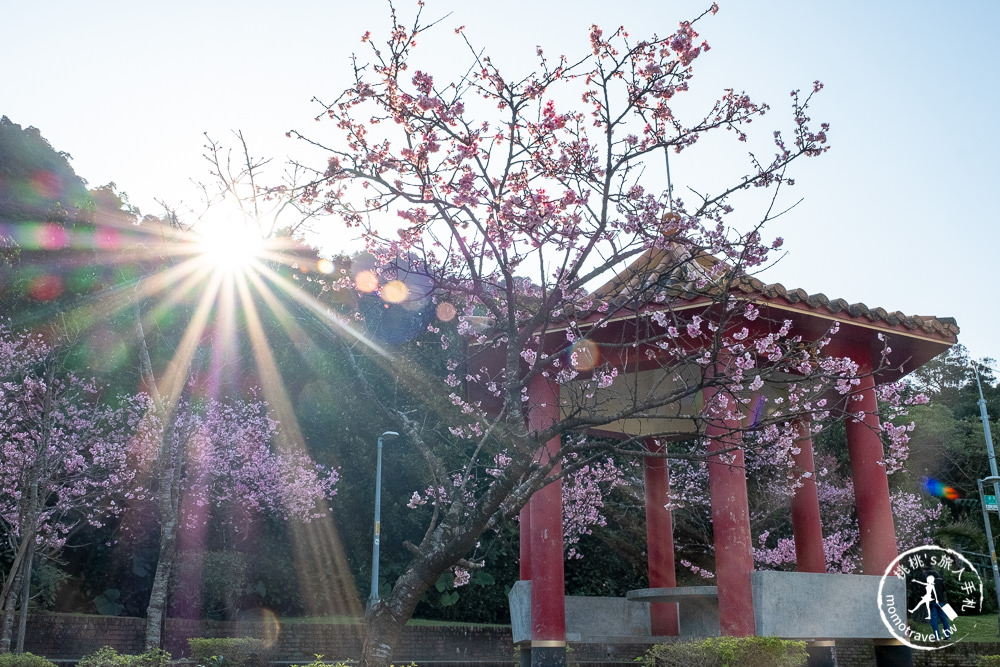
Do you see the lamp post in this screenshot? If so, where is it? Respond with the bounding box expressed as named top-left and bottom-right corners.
top-left (369, 431), bottom-right (399, 611)
top-left (977, 475), bottom-right (1000, 636)
top-left (976, 368), bottom-right (1000, 635)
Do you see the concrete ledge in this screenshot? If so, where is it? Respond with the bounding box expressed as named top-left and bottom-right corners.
top-left (509, 581), bottom-right (652, 644)
top-left (625, 586), bottom-right (718, 603)
top-left (626, 588), bottom-right (719, 637)
top-left (751, 571), bottom-right (903, 639)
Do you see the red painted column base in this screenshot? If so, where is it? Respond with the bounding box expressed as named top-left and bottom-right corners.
top-left (526, 374), bottom-right (566, 661)
top-left (643, 440), bottom-right (679, 636)
top-left (845, 372), bottom-right (899, 575)
top-left (790, 419), bottom-right (826, 573)
top-left (706, 422), bottom-right (756, 637)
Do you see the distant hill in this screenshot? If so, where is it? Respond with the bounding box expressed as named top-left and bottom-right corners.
top-left (0, 115), bottom-right (92, 223)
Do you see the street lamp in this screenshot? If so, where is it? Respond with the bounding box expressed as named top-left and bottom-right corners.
top-left (369, 430), bottom-right (399, 611)
top-left (977, 475), bottom-right (1000, 637)
top-left (975, 369), bottom-right (1000, 636)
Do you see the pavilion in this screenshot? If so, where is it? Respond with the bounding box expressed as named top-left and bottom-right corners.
top-left (507, 250), bottom-right (959, 667)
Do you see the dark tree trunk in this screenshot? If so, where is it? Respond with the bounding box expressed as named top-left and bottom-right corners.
top-left (135, 303), bottom-right (180, 651)
top-left (14, 548), bottom-right (34, 653)
top-left (361, 564), bottom-right (436, 667)
top-left (144, 465), bottom-right (179, 650)
top-left (0, 568), bottom-right (21, 652)
top-left (358, 514), bottom-right (496, 667)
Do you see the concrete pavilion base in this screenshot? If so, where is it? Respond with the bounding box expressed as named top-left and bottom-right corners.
top-left (751, 571), bottom-right (904, 640)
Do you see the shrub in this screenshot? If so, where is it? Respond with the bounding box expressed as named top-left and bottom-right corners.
top-left (978, 657), bottom-right (1000, 667)
top-left (32, 563), bottom-right (69, 610)
top-left (641, 636), bottom-right (809, 667)
top-left (188, 637), bottom-right (270, 667)
top-left (0, 653), bottom-right (58, 667)
top-left (78, 646), bottom-right (171, 667)
top-left (290, 657), bottom-right (366, 667)
top-left (172, 550), bottom-right (248, 619)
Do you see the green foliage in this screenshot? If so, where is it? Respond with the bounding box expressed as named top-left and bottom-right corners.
top-left (411, 522), bottom-right (519, 623)
top-left (0, 653), bottom-right (58, 667)
top-left (978, 657), bottom-right (1000, 667)
top-left (906, 563), bottom-right (998, 616)
top-left (32, 562), bottom-right (69, 610)
top-left (0, 115), bottom-right (91, 222)
top-left (77, 647), bottom-right (170, 667)
top-left (172, 550), bottom-right (248, 619)
top-left (640, 637), bottom-right (808, 667)
top-left (290, 657), bottom-right (384, 667)
top-left (92, 588), bottom-right (124, 616)
top-left (187, 637), bottom-right (270, 667)
top-left (289, 659), bottom-right (415, 667)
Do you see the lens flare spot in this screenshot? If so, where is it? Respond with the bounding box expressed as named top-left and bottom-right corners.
top-left (747, 393), bottom-right (767, 428)
top-left (29, 274), bottom-right (62, 301)
top-left (569, 339), bottom-right (600, 371)
top-left (84, 328), bottom-right (128, 373)
top-left (95, 227), bottom-right (121, 250)
top-left (436, 302), bottom-right (457, 322)
top-left (259, 608), bottom-right (280, 648)
top-left (923, 477), bottom-right (960, 500)
top-left (316, 259), bottom-right (334, 274)
top-left (382, 280), bottom-right (409, 304)
top-left (30, 170), bottom-right (61, 199)
top-left (67, 267), bottom-right (97, 293)
top-left (13, 224), bottom-right (41, 249)
top-left (355, 270), bottom-right (378, 293)
top-left (34, 223), bottom-right (67, 250)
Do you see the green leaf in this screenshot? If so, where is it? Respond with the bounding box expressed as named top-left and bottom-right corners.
top-left (434, 572), bottom-right (453, 592)
top-left (471, 571), bottom-right (495, 586)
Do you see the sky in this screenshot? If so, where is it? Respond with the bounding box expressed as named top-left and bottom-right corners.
top-left (4, 0), bottom-right (999, 365)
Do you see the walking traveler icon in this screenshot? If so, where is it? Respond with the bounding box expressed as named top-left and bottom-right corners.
top-left (910, 568), bottom-right (951, 640)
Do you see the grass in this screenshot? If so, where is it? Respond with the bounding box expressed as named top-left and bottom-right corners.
top-left (908, 612), bottom-right (1000, 643)
top-left (275, 615), bottom-right (508, 628)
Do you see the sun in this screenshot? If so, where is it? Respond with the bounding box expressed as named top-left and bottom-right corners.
top-left (196, 223), bottom-right (263, 273)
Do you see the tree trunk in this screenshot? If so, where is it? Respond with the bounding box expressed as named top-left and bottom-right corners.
top-left (0, 532), bottom-right (33, 628)
top-left (360, 547), bottom-right (460, 667)
top-left (15, 549), bottom-right (33, 653)
top-left (362, 605), bottom-right (407, 667)
top-left (1, 363), bottom-right (52, 653)
top-left (143, 415), bottom-right (182, 650)
top-left (135, 302), bottom-right (180, 651)
top-left (361, 578), bottom-right (426, 667)
top-left (0, 569), bottom-right (21, 652)
top-left (144, 470), bottom-right (180, 650)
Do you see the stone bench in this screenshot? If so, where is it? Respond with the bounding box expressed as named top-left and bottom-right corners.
top-left (626, 586), bottom-right (720, 637)
top-left (508, 581), bottom-right (653, 643)
top-left (628, 574), bottom-right (904, 640)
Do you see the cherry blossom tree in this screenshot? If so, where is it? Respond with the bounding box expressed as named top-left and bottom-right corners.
top-left (0, 325), bottom-right (153, 653)
top-left (81, 136), bottom-right (346, 649)
top-left (133, 374), bottom-right (339, 649)
top-left (287, 4), bottom-right (909, 665)
top-left (665, 436), bottom-right (942, 577)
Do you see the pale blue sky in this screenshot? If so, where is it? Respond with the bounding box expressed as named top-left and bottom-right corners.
top-left (4, 1), bottom-right (998, 364)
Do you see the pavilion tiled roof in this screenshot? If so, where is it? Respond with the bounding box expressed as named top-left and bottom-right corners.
top-left (732, 274), bottom-right (959, 340)
top-left (593, 246), bottom-right (959, 341)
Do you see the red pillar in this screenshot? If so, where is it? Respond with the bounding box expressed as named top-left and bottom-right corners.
top-left (519, 505), bottom-right (532, 581)
top-left (790, 419), bottom-right (826, 573)
top-left (526, 374), bottom-right (565, 660)
top-left (643, 439), bottom-right (679, 636)
top-left (704, 386), bottom-right (756, 637)
top-left (844, 368), bottom-right (899, 574)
